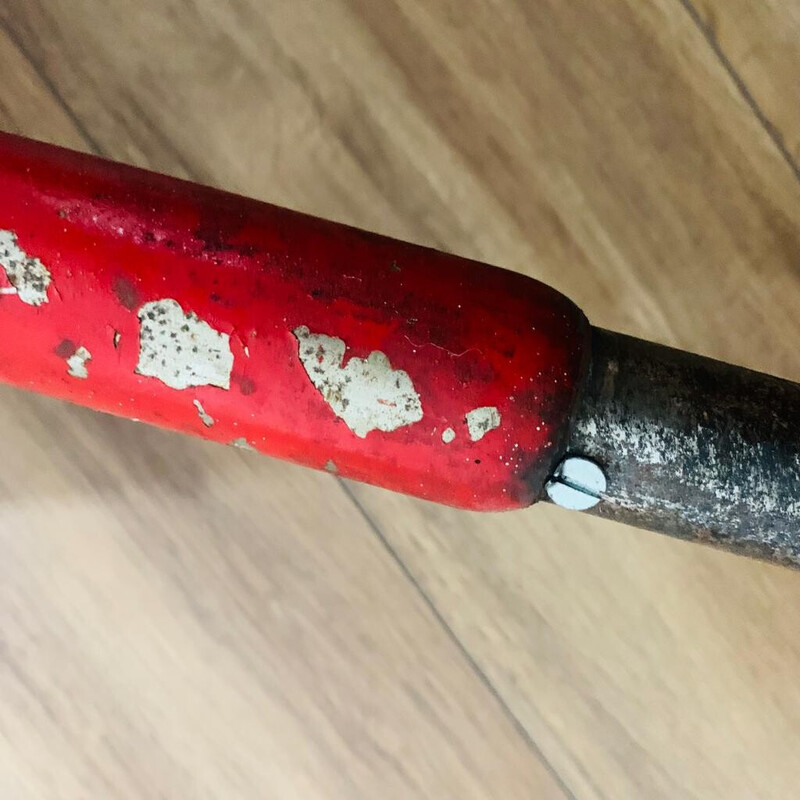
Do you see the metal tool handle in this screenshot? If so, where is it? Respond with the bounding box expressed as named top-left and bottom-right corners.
top-left (0, 132), bottom-right (589, 511)
top-left (3, 132), bottom-right (799, 566)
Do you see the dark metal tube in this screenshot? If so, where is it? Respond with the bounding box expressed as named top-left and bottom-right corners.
top-left (559, 328), bottom-right (800, 566)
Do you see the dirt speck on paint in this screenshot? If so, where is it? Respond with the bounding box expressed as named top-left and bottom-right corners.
top-left (66, 346), bottom-right (92, 379)
top-left (0, 229), bottom-right (52, 306)
top-left (54, 339), bottom-right (77, 359)
top-left (239, 376), bottom-right (256, 395)
top-left (136, 299), bottom-right (234, 390)
top-left (193, 399), bottom-right (215, 427)
top-left (466, 407), bottom-right (501, 441)
top-left (293, 325), bottom-right (423, 438)
top-left (113, 276), bottom-right (140, 310)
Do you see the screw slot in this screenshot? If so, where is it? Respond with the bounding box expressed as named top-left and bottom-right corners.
top-left (545, 456), bottom-right (607, 511)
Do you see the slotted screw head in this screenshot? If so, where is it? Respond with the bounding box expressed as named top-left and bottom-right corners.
top-left (545, 456), bottom-right (607, 511)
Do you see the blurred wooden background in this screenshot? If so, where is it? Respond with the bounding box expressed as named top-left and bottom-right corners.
top-left (2, 1), bottom-right (800, 798)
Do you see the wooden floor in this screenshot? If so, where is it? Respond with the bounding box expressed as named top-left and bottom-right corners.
top-left (2, 1), bottom-right (800, 797)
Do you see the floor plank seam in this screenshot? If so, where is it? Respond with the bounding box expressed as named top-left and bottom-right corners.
top-left (337, 479), bottom-right (579, 800)
top-left (677, 0), bottom-right (800, 186)
top-left (1, 19), bottom-right (199, 186)
top-left (7, 12), bottom-right (788, 800)
top-left (0, 19), bottom-right (104, 157)
top-left (3, 35), bottom-right (574, 795)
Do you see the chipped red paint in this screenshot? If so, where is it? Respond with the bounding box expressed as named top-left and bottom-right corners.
top-left (0, 132), bottom-right (589, 510)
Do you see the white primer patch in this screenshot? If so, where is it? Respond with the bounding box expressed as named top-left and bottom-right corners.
top-left (136, 299), bottom-right (233, 390)
top-left (193, 399), bottom-right (215, 427)
top-left (66, 346), bottom-right (91, 379)
top-left (466, 407), bottom-right (501, 441)
top-left (0, 229), bottom-right (52, 306)
top-left (442, 427), bottom-right (456, 444)
top-left (293, 325), bottom-right (423, 438)
top-left (231, 437), bottom-right (255, 451)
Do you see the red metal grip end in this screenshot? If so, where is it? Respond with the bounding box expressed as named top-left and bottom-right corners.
top-left (0, 132), bottom-right (589, 510)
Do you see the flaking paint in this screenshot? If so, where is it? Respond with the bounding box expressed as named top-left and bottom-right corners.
top-left (0, 229), bottom-right (52, 306)
top-left (136, 299), bottom-right (234, 390)
top-left (466, 407), bottom-right (501, 441)
top-left (0, 132), bottom-right (590, 511)
top-left (66, 346), bottom-right (91, 379)
top-left (294, 325), bottom-right (423, 438)
top-left (193, 399), bottom-right (215, 427)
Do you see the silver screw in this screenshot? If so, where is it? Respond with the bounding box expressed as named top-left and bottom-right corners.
top-left (545, 456), bottom-right (607, 511)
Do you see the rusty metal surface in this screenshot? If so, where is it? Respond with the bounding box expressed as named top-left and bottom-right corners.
top-left (555, 328), bottom-right (800, 566)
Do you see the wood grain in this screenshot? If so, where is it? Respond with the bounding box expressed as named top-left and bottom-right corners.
top-left (689, 0), bottom-right (800, 174)
top-left (0, 395), bottom-right (569, 800)
top-left (1, 1), bottom-right (800, 798)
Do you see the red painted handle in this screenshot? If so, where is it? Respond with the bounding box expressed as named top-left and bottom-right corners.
top-left (0, 133), bottom-right (589, 510)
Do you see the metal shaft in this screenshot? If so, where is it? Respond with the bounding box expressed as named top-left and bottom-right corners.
top-left (558, 328), bottom-right (800, 567)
